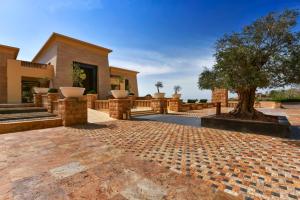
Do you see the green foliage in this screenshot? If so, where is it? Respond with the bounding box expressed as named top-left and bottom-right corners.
top-left (187, 99), bottom-right (198, 103)
top-left (155, 81), bottom-right (163, 93)
top-left (173, 85), bottom-right (182, 94)
top-left (87, 89), bottom-right (97, 94)
top-left (72, 63), bottom-right (86, 87)
top-left (198, 9), bottom-right (300, 92)
top-left (199, 99), bottom-right (208, 103)
top-left (48, 88), bottom-right (58, 93)
top-left (258, 89), bottom-right (300, 102)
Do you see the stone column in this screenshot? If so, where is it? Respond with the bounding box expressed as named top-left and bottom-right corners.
top-left (47, 93), bottom-right (59, 113)
top-left (33, 94), bottom-right (42, 107)
top-left (212, 88), bottom-right (228, 107)
top-left (58, 97), bottom-right (87, 126)
top-left (86, 94), bottom-right (98, 109)
top-left (109, 99), bottom-right (131, 120)
top-left (128, 95), bottom-right (136, 108)
top-left (168, 99), bottom-right (181, 112)
top-left (151, 98), bottom-right (167, 114)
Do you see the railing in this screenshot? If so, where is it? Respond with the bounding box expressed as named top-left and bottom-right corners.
top-left (21, 61), bottom-right (49, 69)
top-left (133, 100), bottom-right (151, 108)
top-left (95, 100), bottom-right (109, 110)
top-left (179, 102), bottom-right (216, 111)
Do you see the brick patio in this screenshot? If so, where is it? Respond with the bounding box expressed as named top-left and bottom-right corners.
top-left (0, 107), bottom-right (299, 199)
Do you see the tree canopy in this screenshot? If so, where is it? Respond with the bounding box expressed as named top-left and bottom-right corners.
top-left (198, 9), bottom-right (300, 118)
top-left (198, 9), bottom-right (300, 92)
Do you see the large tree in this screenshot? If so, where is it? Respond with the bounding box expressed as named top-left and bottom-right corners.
top-left (198, 9), bottom-right (300, 119)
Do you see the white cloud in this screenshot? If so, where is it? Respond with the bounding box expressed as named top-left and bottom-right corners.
top-left (109, 47), bottom-right (216, 99)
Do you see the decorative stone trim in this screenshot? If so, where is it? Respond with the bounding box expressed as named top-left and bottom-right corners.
top-left (33, 94), bottom-right (42, 107)
top-left (109, 99), bottom-right (131, 119)
top-left (86, 94), bottom-right (98, 109)
top-left (58, 97), bottom-right (87, 126)
top-left (151, 98), bottom-right (167, 114)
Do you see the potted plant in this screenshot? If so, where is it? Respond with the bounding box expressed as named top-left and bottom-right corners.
top-left (60, 63), bottom-right (86, 98)
top-left (172, 85), bottom-right (182, 99)
top-left (111, 76), bottom-right (129, 98)
top-left (153, 81), bottom-right (165, 98)
top-left (33, 77), bottom-right (50, 94)
top-left (48, 88), bottom-right (59, 93)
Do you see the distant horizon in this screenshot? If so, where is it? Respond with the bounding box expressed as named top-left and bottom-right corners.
top-left (1, 0), bottom-right (299, 99)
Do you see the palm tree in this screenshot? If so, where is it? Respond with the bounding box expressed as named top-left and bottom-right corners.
top-left (155, 81), bottom-right (163, 93)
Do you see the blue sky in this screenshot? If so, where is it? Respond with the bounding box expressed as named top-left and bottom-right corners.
top-left (1, 0), bottom-right (299, 99)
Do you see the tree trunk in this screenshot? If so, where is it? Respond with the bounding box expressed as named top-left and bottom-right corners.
top-left (230, 88), bottom-right (258, 118)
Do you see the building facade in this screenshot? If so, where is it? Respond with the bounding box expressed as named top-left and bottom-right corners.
top-left (0, 33), bottom-right (139, 103)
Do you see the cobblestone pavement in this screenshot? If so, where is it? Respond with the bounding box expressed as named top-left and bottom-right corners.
top-left (1, 108), bottom-right (300, 200)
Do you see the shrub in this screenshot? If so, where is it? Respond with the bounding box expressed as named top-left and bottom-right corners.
top-left (87, 90), bottom-right (97, 94)
top-left (48, 88), bottom-right (58, 93)
top-left (129, 92), bottom-right (135, 96)
top-left (199, 99), bottom-right (207, 103)
top-left (187, 99), bottom-right (198, 103)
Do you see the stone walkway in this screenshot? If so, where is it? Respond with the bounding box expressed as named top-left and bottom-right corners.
top-left (0, 107), bottom-right (300, 199)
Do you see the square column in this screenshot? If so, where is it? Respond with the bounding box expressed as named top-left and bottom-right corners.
top-left (168, 99), bottom-right (181, 112)
top-left (109, 99), bottom-right (131, 119)
top-left (47, 93), bottom-right (59, 113)
top-left (58, 97), bottom-right (87, 126)
top-left (33, 94), bottom-right (42, 107)
top-left (151, 98), bottom-right (167, 114)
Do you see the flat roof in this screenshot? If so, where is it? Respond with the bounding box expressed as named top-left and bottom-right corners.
top-left (110, 66), bottom-right (139, 74)
top-left (32, 32), bottom-right (112, 62)
top-left (0, 44), bottom-right (19, 59)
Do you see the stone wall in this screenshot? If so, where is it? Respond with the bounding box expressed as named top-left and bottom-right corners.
top-left (109, 99), bottom-right (131, 119)
top-left (47, 93), bottom-right (60, 112)
top-left (212, 88), bottom-right (228, 107)
top-left (151, 99), bottom-right (167, 114)
top-left (58, 98), bottom-right (87, 126)
top-left (33, 94), bottom-right (42, 107)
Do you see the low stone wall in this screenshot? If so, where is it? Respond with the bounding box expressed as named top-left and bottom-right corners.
top-left (95, 100), bottom-right (110, 111)
top-left (133, 100), bottom-right (152, 108)
top-left (109, 99), bottom-right (131, 119)
top-left (228, 101), bottom-right (281, 109)
top-left (58, 98), bottom-right (87, 126)
top-left (178, 102), bottom-right (215, 112)
top-left (86, 94), bottom-right (98, 109)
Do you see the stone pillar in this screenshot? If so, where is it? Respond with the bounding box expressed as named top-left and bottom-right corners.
top-left (47, 93), bottom-right (59, 113)
top-left (168, 99), bottom-right (181, 112)
top-left (86, 94), bottom-right (98, 109)
top-left (33, 94), bottom-right (42, 107)
top-left (151, 98), bottom-right (167, 114)
top-left (128, 95), bottom-right (136, 108)
top-left (58, 98), bottom-right (87, 126)
top-left (109, 99), bottom-right (131, 120)
top-left (212, 88), bottom-right (228, 107)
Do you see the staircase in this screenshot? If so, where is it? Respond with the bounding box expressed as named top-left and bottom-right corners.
top-left (0, 104), bottom-right (62, 134)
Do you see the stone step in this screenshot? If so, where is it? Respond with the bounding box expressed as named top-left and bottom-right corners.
top-left (0, 112), bottom-right (56, 122)
top-left (131, 110), bottom-right (156, 116)
top-left (0, 103), bottom-right (35, 108)
top-left (0, 107), bottom-right (47, 114)
top-left (0, 117), bottom-right (62, 134)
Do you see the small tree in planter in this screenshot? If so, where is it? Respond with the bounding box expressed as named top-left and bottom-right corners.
top-left (111, 76), bottom-right (129, 99)
top-left (60, 63), bottom-right (86, 98)
top-left (72, 63), bottom-right (86, 87)
top-left (172, 85), bottom-right (182, 99)
top-left (154, 81), bottom-right (165, 98)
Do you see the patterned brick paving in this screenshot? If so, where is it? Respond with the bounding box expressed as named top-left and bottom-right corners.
top-left (74, 120), bottom-right (300, 200)
top-left (0, 107), bottom-right (299, 200)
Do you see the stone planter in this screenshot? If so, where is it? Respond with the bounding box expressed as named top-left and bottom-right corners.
top-left (60, 87), bottom-right (85, 98)
top-left (111, 90), bottom-right (128, 99)
top-left (153, 92), bottom-right (165, 99)
top-left (33, 87), bottom-right (49, 94)
top-left (172, 93), bottom-right (181, 99)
